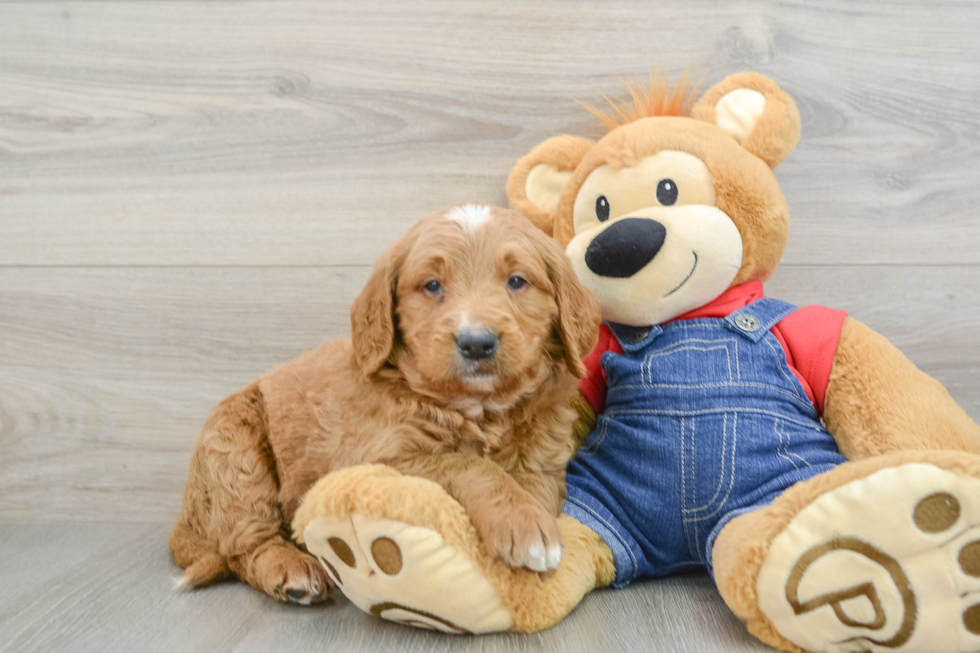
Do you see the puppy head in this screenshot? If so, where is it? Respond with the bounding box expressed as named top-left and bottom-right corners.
top-left (350, 204), bottom-right (599, 404)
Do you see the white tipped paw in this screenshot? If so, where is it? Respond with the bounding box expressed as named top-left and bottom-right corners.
top-left (758, 463), bottom-right (980, 653)
top-left (471, 500), bottom-right (564, 572)
top-left (303, 514), bottom-right (512, 633)
top-left (523, 542), bottom-right (563, 573)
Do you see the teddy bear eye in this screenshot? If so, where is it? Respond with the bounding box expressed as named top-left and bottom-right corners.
top-left (595, 195), bottom-right (610, 222)
top-left (657, 179), bottom-right (678, 206)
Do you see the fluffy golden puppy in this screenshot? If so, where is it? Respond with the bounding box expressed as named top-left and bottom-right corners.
top-left (170, 204), bottom-right (600, 604)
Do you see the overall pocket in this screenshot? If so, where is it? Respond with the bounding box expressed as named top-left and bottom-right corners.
top-left (679, 411), bottom-right (738, 561)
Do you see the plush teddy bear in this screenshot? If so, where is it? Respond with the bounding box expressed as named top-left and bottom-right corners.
top-left (293, 72), bottom-right (980, 652)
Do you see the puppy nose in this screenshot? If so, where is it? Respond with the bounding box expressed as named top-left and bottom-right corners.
top-left (585, 217), bottom-right (667, 278)
top-left (455, 328), bottom-right (499, 361)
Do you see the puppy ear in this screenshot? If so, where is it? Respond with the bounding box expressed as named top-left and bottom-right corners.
top-left (541, 242), bottom-right (600, 378)
top-left (506, 135), bottom-right (595, 236)
top-left (350, 248), bottom-right (399, 376)
top-left (691, 72), bottom-right (801, 169)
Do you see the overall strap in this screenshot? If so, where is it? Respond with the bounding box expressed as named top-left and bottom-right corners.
top-left (723, 297), bottom-right (798, 343)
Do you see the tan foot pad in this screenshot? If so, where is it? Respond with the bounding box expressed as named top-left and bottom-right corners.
top-left (758, 463), bottom-right (980, 652)
top-left (303, 515), bottom-right (512, 633)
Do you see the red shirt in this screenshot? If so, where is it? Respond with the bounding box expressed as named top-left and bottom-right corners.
top-left (579, 281), bottom-right (846, 415)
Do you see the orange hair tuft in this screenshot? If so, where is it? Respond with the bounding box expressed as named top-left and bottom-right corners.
top-left (578, 70), bottom-right (699, 131)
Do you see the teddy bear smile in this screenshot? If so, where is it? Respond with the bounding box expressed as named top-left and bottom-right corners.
top-left (664, 250), bottom-right (698, 297)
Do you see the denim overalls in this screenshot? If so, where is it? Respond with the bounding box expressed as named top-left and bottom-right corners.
top-left (563, 298), bottom-right (848, 587)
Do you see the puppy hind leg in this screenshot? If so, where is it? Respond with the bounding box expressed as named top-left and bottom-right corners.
top-left (201, 478), bottom-right (332, 604)
top-left (170, 519), bottom-right (229, 588)
top-left (172, 384), bottom-right (330, 604)
top-left (230, 534), bottom-right (332, 605)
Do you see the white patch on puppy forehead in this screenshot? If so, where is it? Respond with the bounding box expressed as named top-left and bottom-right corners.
top-left (446, 203), bottom-right (492, 231)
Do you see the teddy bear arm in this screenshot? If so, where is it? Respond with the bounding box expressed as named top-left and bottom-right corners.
top-left (822, 316), bottom-right (980, 459)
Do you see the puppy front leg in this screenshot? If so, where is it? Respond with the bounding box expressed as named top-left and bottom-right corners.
top-left (389, 454), bottom-right (564, 572)
top-left (510, 471), bottom-right (566, 517)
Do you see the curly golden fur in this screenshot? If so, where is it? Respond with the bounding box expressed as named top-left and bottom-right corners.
top-left (169, 204), bottom-right (600, 603)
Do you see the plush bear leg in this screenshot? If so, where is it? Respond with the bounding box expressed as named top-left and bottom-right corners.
top-left (292, 464), bottom-right (616, 633)
top-left (713, 450), bottom-right (980, 653)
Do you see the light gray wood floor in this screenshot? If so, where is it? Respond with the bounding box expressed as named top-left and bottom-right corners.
top-left (2, 1), bottom-right (979, 651)
top-left (0, 522), bottom-right (768, 653)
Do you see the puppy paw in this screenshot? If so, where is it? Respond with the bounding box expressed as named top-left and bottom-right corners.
top-left (257, 546), bottom-right (333, 605)
top-left (472, 500), bottom-right (564, 572)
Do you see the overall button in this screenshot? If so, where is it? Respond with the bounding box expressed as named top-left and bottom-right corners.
top-left (735, 313), bottom-right (761, 332)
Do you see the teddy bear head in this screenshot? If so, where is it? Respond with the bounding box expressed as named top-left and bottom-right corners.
top-left (506, 72), bottom-right (801, 327)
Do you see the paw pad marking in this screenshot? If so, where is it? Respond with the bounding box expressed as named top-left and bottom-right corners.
top-left (913, 492), bottom-right (960, 533)
top-left (303, 515), bottom-right (512, 633)
top-left (371, 537), bottom-right (403, 575)
top-left (785, 537), bottom-right (914, 646)
top-left (963, 605), bottom-right (980, 635)
top-left (316, 555), bottom-right (342, 586)
top-left (370, 601), bottom-right (470, 633)
top-left (758, 463), bottom-right (980, 652)
top-left (958, 542), bottom-right (980, 578)
top-left (328, 537), bottom-right (356, 567)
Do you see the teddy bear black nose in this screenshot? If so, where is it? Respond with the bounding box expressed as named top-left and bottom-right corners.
top-left (585, 218), bottom-right (667, 278)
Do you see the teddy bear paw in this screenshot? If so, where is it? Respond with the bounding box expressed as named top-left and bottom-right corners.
top-left (757, 462), bottom-right (980, 653)
top-left (302, 513), bottom-right (513, 633)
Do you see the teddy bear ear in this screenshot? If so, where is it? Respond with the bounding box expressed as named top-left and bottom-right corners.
top-left (691, 72), bottom-right (801, 169)
top-left (506, 135), bottom-right (595, 236)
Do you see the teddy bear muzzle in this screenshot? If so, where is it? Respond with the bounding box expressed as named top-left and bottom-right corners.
top-left (565, 205), bottom-right (743, 326)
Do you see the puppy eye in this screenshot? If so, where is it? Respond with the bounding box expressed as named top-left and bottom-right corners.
top-left (595, 195), bottom-right (610, 222)
top-left (507, 275), bottom-right (527, 291)
top-left (657, 179), bottom-right (678, 206)
top-left (423, 279), bottom-right (443, 295)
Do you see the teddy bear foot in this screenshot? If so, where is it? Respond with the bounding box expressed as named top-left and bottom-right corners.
top-left (754, 460), bottom-right (980, 653)
top-left (302, 513), bottom-right (511, 632)
top-left (292, 464), bottom-right (514, 633)
top-left (293, 464), bottom-right (614, 634)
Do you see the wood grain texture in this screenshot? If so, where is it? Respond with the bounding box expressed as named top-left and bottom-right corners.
top-left (0, 1), bottom-right (979, 650)
top-left (1, 0), bottom-right (980, 266)
top-left (0, 265), bottom-right (976, 523)
top-left (0, 522), bottom-right (766, 653)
